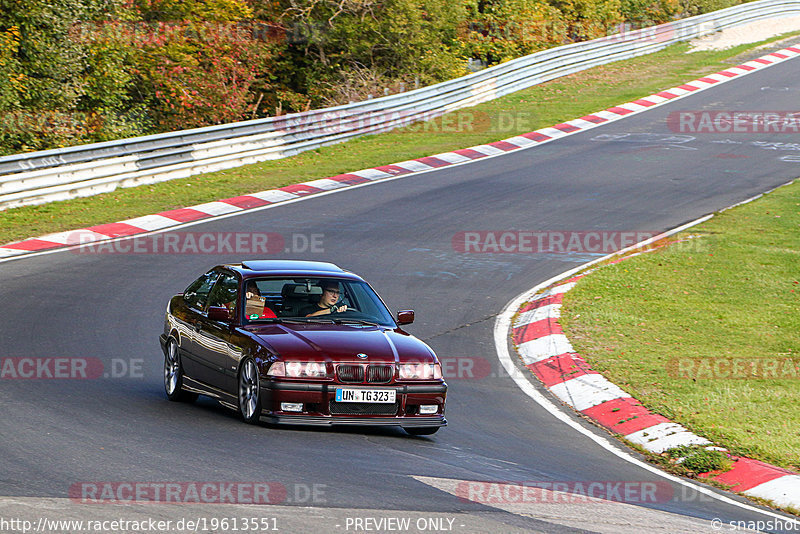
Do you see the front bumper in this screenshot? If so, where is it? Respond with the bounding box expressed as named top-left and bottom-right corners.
top-left (262, 414), bottom-right (446, 427)
top-left (259, 380), bottom-right (447, 427)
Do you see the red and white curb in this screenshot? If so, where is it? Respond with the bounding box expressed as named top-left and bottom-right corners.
top-left (1, 44), bottom-right (799, 260)
top-left (510, 245), bottom-right (800, 511)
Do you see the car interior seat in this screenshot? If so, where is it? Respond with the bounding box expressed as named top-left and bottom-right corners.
top-left (280, 283), bottom-right (322, 316)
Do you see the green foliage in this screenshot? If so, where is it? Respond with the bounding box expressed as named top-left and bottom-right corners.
top-left (133, 0), bottom-right (254, 21)
top-left (126, 22), bottom-right (266, 130)
top-left (0, 0), bottom-right (97, 150)
top-left (461, 0), bottom-right (566, 65)
top-left (78, 22), bottom-right (154, 142)
top-left (269, 0), bottom-right (470, 108)
top-left (0, 26), bottom-right (23, 109)
top-left (679, 0), bottom-right (742, 17)
top-left (666, 446), bottom-right (733, 473)
top-left (0, 0), bottom-right (87, 110)
top-left (0, 0), bottom-right (261, 152)
top-left (0, 0), bottom-right (753, 154)
top-left (620, 0), bottom-right (681, 25)
top-left (549, 0), bottom-right (624, 40)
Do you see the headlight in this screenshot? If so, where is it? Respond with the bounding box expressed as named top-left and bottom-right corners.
top-left (267, 362), bottom-right (285, 377)
top-left (398, 363), bottom-right (442, 380)
top-left (279, 361), bottom-right (328, 378)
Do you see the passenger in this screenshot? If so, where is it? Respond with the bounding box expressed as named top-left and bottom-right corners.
top-left (245, 281), bottom-right (276, 319)
top-left (301, 280), bottom-right (347, 317)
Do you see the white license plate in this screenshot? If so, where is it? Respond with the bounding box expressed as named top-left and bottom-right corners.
top-left (335, 388), bottom-right (396, 403)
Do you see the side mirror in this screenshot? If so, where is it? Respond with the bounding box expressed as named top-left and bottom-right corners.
top-left (396, 310), bottom-right (414, 325)
top-left (208, 306), bottom-right (232, 322)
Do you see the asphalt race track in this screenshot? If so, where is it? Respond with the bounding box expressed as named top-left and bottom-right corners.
top-left (1, 49), bottom-right (799, 533)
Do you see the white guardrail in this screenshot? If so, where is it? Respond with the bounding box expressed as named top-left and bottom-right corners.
top-left (1, 0), bottom-right (799, 211)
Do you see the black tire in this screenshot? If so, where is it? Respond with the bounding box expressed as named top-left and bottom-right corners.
top-left (163, 337), bottom-right (197, 403)
top-left (238, 358), bottom-right (263, 424)
top-left (406, 427), bottom-right (440, 436)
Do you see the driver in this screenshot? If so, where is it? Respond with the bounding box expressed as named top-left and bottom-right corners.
top-left (301, 280), bottom-right (347, 317)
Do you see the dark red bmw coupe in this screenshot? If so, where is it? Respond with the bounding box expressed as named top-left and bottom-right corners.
top-left (160, 260), bottom-right (447, 435)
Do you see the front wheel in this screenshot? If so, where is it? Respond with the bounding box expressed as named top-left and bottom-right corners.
top-left (238, 358), bottom-right (263, 424)
top-left (164, 338), bottom-right (197, 403)
top-left (406, 427), bottom-right (440, 436)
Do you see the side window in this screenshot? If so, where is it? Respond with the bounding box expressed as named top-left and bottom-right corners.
top-left (341, 283), bottom-right (356, 308)
top-left (207, 272), bottom-right (239, 312)
top-left (183, 271), bottom-right (219, 311)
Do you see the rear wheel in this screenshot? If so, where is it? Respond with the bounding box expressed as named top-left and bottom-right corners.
top-left (238, 358), bottom-right (262, 424)
top-left (164, 338), bottom-right (197, 402)
top-left (406, 427), bottom-right (440, 436)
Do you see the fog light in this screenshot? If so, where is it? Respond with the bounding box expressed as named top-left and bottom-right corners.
top-left (419, 405), bottom-right (438, 415)
top-left (281, 403), bottom-right (303, 412)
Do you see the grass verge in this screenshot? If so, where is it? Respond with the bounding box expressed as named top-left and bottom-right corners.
top-left (560, 179), bottom-right (800, 471)
top-left (2, 32), bottom-right (800, 246)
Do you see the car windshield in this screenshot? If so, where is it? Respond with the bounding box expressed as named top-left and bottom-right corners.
top-left (242, 277), bottom-right (396, 327)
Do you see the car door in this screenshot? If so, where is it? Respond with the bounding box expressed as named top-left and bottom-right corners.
top-left (176, 270), bottom-right (220, 381)
top-left (195, 271), bottom-right (242, 393)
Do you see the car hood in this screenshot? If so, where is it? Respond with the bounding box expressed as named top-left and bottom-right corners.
top-left (245, 323), bottom-right (436, 363)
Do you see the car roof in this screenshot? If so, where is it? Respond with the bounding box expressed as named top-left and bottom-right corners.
top-left (223, 260), bottom-right (362, 280)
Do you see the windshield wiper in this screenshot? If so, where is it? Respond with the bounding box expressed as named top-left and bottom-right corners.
top-left (257, 316), bottom-right (379, 326)
top-left (331, 318), bottom-right (379, 326)
top-left (299, 317), bottom-right (336, 323)
top-left (248, 318), bottom-right (305, 325)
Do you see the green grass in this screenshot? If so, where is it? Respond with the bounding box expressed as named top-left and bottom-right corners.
top-left (665, 445), bottom-right (734, 474)
top-left (2, 33), bottom-right (799, 246)
top-left (560, 180), bottom-right (800, 470)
